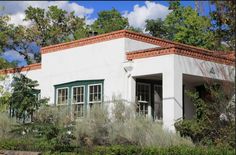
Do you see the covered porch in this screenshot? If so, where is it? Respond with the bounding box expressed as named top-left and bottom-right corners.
top-left (131, 73), bottom-right (232, 130)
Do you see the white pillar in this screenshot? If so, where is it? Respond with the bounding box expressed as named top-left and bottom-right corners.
top-left (128, 76), bottom-right (136, 103)
top-left (162, 71), bottom-right (183, 131)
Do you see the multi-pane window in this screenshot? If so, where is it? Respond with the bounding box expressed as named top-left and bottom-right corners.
top-left (55, 80), bottom-right (103, 116)
top-left (57, 88), bottom-right (69, 105)
top-left (89, 84), bottom-right (102, 108)
top-left (72, 86), bottom-right (85, 117)
top-left (136, 83), bottom-right (150, 116)
top-left (72, 86), bottom-right (84, 103)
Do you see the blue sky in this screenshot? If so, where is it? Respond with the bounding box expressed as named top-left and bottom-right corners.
top-left (75, 1), bottom-right (211, 18)
top-left (0, 1), bottom-right (213, 66)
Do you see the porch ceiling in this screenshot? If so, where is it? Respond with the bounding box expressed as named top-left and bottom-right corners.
top-left (133, 73), bottom-right (162, 80)
top-left (183, 74), bottom-right (226, 86)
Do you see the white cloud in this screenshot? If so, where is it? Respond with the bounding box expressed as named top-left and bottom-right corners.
top-left (0, 1), bottom-right (94, 26)
top-left (123, 1), bottom-right (171, 30)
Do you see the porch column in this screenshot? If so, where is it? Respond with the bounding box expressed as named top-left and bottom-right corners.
top-left (129, 77), bottom-right (136, 103)
top-left (162, 71), bottom-right (183, 131)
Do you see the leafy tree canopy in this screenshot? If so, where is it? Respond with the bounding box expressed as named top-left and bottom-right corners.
top-left (0, 5), bottom-right (90, 65)
top-left (91, 8), bottom-right (129, 34)
top-left (146, 1), bottom-right (215, 50)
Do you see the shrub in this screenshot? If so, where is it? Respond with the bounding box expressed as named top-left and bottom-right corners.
top-left (175, 84), bottom-right (235, 148)
top-left (93, 145), bottom-right (235, 155)
top-left (0, 137), bottom-right (53, 151)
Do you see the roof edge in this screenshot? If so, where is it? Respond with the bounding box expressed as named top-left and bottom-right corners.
top-left (0, 63), bottom-right (41, 75)
top-left (126, 46), bottom-right (235, 66)
top-left (41, 29), bottom-right (221, 55)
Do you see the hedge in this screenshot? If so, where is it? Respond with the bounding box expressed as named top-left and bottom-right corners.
top-left (0, 139), bottom-right (234, 155)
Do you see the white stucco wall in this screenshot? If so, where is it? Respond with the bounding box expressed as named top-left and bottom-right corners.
top-left (124, 38), bottom-right (159, 52)
top-left (40, 38), bottom-right (125, 103)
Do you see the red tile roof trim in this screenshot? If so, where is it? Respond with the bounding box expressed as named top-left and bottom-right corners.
top-left (126, 46), bottom-right (235, 66)
top-left (41, 30), bottom-right (127, 54)
top-left (41, 30), bottom-right (218, 55)
top-left (0, 63), bottom-right (41, 75)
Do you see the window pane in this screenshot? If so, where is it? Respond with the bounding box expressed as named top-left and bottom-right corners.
top-left (57, 88), bottom-right (68, 104)
top-left (74, 104), bottom-right (84, 117)
top-left (89, 84), bottom-right (102, 103)
top-left (73, 86), bottom-right (84, 103)
top-left (136, 83), bottom-right (150, 116)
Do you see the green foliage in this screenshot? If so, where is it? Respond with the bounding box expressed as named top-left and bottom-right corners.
top-left (0, 141), bottom-right (235, 155)
top-left (9, 74), bottom-right (48, 123)
top-left (146, 4), bottom-right (215, 50)
top-left (0, 137), bottom-right (53, 152)
top-left (9, 105), bottom-right (76, 152)
top-left (24, 5), bottom-right (90, 62)
top-left (91, 8), bottom-right (129, 34)
top-left (145, 18), bottom-right (169, 39)
top-left (94, 145), bottom-right (235, 155)
top-left (0, 74), bottom-right (11, 112)
top-left (0, 11), bottom-right (11, 53)
top-left (175, 84), bottom-right (235, 148)
top-left (0, 5), bottom-right (90, 65)
top-left (25, 5), bottom-right (90, 46)
top-left (0, 58), bottom-right (17, 69)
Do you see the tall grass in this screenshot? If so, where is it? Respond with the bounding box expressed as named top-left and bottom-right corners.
top-left (75, 99), bottom-right (193, 147)
top-left (0, 112), bottom-right (16, 139)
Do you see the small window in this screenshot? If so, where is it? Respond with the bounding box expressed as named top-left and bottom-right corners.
top-left (57, 88), bottom-right (69, 105)
top-left (88, 84), bottom-right (102, 107)
top-left (72, 86), bottom-right (85, 117)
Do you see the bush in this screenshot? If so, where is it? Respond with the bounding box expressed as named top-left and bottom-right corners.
top-left (175, 85), bottom-right (235, 148)
top-left (93, 145), bottom-right (235, 155)
top-left (0, 142), bottom-right (235, 155)
top-left (6, 105), bottom-right (77, 152)
top-left (0, 137), bottom-right (53, 151)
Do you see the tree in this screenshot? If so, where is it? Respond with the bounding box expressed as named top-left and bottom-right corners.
top-left (0, 5), bottom-right (90, 65)
top-left (0, 10), bottom-right (24, 68)
top-left (210, 0), bottom-right (236, 51)
top-left (23, 6), bottom-right (90, 62)
top-left (145, 18), bottom-right (169, 39)
top-left (0, 58), bottom-right (18, 69)
top-left (91, 8), bottom-right (129, 34)
top-left (9, 74), bottom-right (48, 123)
top-left (145, 1), bottom-right (215, 50)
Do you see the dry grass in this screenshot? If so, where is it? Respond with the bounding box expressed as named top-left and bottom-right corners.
top-left (0, 112), bottom-right (17, 139)
top-left (75, 99), bottom-right (193, 147)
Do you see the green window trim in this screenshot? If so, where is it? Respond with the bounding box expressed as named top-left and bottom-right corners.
top-left (54, 79), bottom-right (104, 116)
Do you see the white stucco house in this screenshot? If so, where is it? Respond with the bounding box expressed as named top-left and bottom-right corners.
top-left (0, 30), bottom-right (235, 130)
